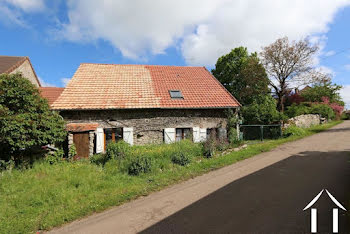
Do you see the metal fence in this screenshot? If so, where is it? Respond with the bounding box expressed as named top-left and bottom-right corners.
top-left (239, 124), bottom-right (282, 141)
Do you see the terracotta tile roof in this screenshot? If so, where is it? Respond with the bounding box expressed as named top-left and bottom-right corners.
top-left (0, 56), bottom-right (27, 73)
top-left (66, 123), bottom-right (99, 132)
top-left (0, 55), bottom-right (41, 86)
top-left (51, 64), bottom-right (240, 110)
top-left (39, 87), bottom-right (64, 106)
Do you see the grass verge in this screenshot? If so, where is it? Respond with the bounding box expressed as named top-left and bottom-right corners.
top-left (0, 121), bottom-right (343, 233)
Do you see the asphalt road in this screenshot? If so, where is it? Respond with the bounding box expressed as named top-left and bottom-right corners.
top-left (142, 127), bottom-right (350, 233)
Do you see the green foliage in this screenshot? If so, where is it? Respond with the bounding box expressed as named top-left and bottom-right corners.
top-left (212, 47), bottom-right (269, 105)
top-left (127, 154), bottom-right (153, 175)
top-left (68, 144), bottom-right (77, 161)
top-left (285, 103), bottom-right (311, 118)
top-left (283, 126), bottom-right (307, 137)
top-left (310, 104), bottom-right (335, 119)
top-left (90, 153), bottom-right (108, 166)
top-left (0, 73), bottom-right (66, 161)
top-left (45, 149), bottom-right (64, 165)
top-left (106, 140), bottom-right (131, 161)
top-left (171, 152), bottom-right (191, 166)
top-left (242, 95), bottom-right (281, 124)
top-left (301, 81), bottom-right (343, 105)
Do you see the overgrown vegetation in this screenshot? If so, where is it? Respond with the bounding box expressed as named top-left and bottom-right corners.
top-left (0, 73), bottom-right (66, 164)
top-left (0, 121), bottom-right (341, 233)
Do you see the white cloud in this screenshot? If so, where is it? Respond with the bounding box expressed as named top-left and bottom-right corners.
top-left (340, 85), bottom-right (350, 109)
top-left (38, 77), bottom-right (54, 87)
top-left (324, 50), bottom-right (336, 57)
top-left (56, 0), bottom-right (350, 65)
top-left (0, 0), bottom-right (45, 26)
top-left (344, 64), bottom-right (350, 71)
top-left (4, 0), bottom-right (45, 12)
top-left (61, 77), bottom-right (71, 87)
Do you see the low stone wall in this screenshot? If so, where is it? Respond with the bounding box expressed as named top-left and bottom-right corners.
top-left (285, 114), bottom-right (321, 128)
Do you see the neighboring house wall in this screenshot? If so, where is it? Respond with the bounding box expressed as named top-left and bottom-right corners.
top-left (61, 108), bottom-right (233, 154)
top-left (10, 60), bottom-right (40, 87)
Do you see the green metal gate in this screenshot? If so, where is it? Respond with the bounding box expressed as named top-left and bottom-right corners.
top-left (239, 124), bottom-right (282, 141)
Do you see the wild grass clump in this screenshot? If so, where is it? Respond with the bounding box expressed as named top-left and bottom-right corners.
top-left (283, 125), bottom-right (307, 137)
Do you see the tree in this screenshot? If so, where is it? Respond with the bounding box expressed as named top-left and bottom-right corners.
top-left (241, 95), bottom-right (281, 124)
top-left (212, 47), bottom-right (270, 105)
top-left (260, 37), bottom-right (325, 112)
top-left (301, 81), bottom-right (343, 105)
top-left (0, 73), bottom-right (66, 161)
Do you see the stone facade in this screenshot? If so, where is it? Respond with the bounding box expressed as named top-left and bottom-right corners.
top-left (61, 108), bottom-right (235, 150)
top-left (10, 59), bottom-right (40, 87)
top-left (285, 114), bottom-right (321, 128)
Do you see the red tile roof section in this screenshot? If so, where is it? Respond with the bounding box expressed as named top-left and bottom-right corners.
top-left (39, 87), bottom-right (64, 105)
top-left (0, 56), bottom-right (41, 86)
top-left (66, 123), bottom-right (99, 132)
top-left (51, 64), bottom-right (240, 110)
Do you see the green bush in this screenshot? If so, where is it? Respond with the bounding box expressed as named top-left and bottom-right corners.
top-left (285, 103), bottom-right (311, 118)
top-left (106, 141), bottom-right (131, 161)
top-left (90, 153), bottom-right (108, 166)
top-left (0, 73), bottom-right (66, 161)
top-left (127, 154), bottom-right (153, 176)
top-left (45, 149), bottom-right (64, 165)
top-left (171, 152), bottom-right (191, 166)
top-left (310, 104), bottom-right (335, 120)
top-left (202, 134), bottom-right (217, 158)
top-left (68, 144), bottom-right (77, 161)
top-left (283, 126), bottom-right (307, 137)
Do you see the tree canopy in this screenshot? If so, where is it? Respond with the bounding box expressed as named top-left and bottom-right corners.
top-left (0, 73), bottom-right (66, 161)
top-left (301, 81), bottom-right (343, 105)
top-left (260, 37), bottom-right (329, 112)
top-left (212, 47), bottom-right (270, 105)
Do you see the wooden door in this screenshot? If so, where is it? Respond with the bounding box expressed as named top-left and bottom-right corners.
top-left (73, 132), bottom-right (90, 158)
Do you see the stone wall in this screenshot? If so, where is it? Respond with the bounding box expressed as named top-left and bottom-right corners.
top-left (285, 114), bottom-right (321, 128)
top-left (61, 108), bottom-right (235, 146)
top-left (10, 60), bottom-right (40, 87)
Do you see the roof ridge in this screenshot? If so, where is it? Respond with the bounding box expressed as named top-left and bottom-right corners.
top-left (80, 63), bottom-right (203, 68)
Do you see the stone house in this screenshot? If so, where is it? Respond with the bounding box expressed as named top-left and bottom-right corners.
top-left (51, 64), bottom-right (240, 158)
top-left (0, 55), bottom-right (41, 87)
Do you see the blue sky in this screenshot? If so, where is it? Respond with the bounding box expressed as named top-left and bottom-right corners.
top-left (0, 0), bottom-right (350, 107)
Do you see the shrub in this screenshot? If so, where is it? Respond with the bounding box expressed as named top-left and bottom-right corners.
top-left (0, 73), bottom-right (66, 161)
top-left (127, 154), bottom-right (153, 176)
top-left (45, 149), bottom-right (64, 165)
top-left (106, 140), bottom-right (131, 161)
top-left (171, 152), bottom-right (191, 166)
top-left (241, 95), bottom-right (281, 124)
top-left (228, 127), bottom-right (241, 145)
top-left (285, 103), bottom-right (311, 118)
top-left (310, 104), bottom-right (335, 120)
top-left (90, 153), bottom-right (108, 166)
top-left (0, 159), bottom-right (14, 171)
top-left (283, 126), bottom-right (306, 137)
top-left (68, 143), bottom-right (77, 161)
top-left (202, 133), bottom-right (217, 158)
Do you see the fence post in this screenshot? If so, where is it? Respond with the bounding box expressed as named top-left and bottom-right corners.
top-left (260, 126), bottom-right (263, 141)
top-left (279, 124), bottom-right (283, 137)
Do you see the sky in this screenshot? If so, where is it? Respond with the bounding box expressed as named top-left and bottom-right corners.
top-left (1, 0), bottom-right (350, 108)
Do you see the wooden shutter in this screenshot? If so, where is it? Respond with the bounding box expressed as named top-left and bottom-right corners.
top-left (193, 127), bottom-right (200, 143)
top-left (164, 128), bottom-right (175, 144)
top-left (199, 128), bottom-right (207, 142)
top-left (123, 127), bottom-right (134, 145)
top-left (96, 127), bottom-right (104, 153)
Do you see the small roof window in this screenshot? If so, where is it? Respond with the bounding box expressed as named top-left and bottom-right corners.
top-left (169, 90), bottom-right (184, 99)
